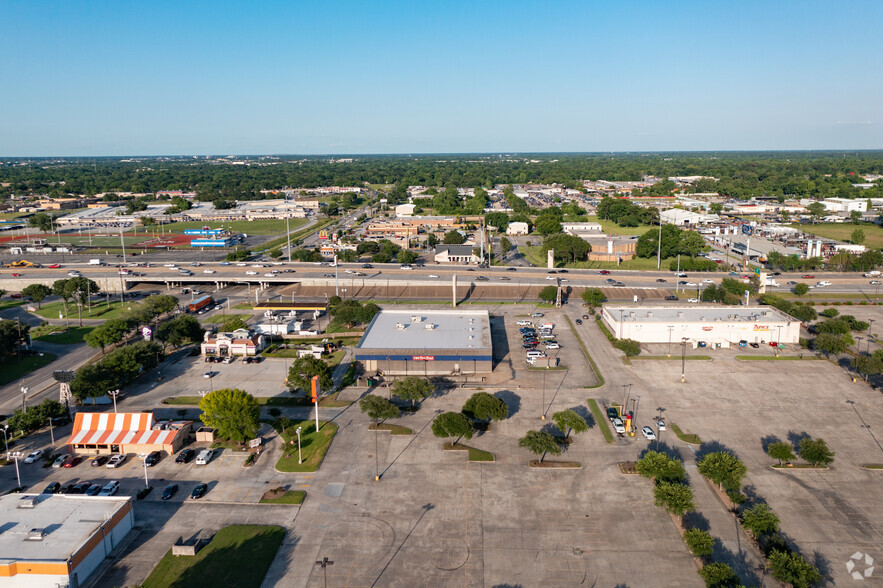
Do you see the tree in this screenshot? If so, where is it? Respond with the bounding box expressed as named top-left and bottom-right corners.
top-left (535, 217), bottom-right (562, 236)
top-left (698, 562), bottom-right (740, 588)
top-left (462, 392), bottom-right (509, 422)
top-left (287, 355), bottom-right (333, 393)
top-left (851, 228), bottom-right (865, 245)
top-left (767, 550), bottom-right (822, 588)
top-left (814, 333), bottom-right (850, 356)
top-left (709, 202), bottom-right (724, 215)
top-left (684, 528), bottom-right (715, 558)
top-left (653, 481), bottom-right (695, 517)
top-left (199, 388), bottom-right (260, 443)
top-left (28, 212), bottom-right (53, 232)
top-left (790, 304), bottom-right (817, 323)
top-left (426, 233), bottom-right (439, 248)
top-left (636, 450), bottom-right (687, 483)
top-left (797, 437), bottom-right (834, 466)
top-left (581, 288), bottom-right (606, 308)
top-left (538, 285), bottom-right (558, 303)
top-left (740, 503), bottom-right (780, 538)
top-left (792, 283), bottom-right (809, 297)
top-left (551, 409), bottom-right (588, 439)
top-left (767, 441), bottom-right (796, 465)
top-left (697, 451), bottom-right (747, 491)
top-left (850, 210), bottom-right (863, 224)
top-left (542, 233), bottom-right (591, 264)
top-left (499, 236), bottom-right (511, 254)
top-left (269, 248), bottom-right (283, 259)
top-left (390, 376), bottom-right (434, 408)
top-left (443, 230), bottom-right (465, 245)
top-left (431, 412), bottom-right (474, 443)
top-left (615, 338), bottom-right (641, 357)
top-left (359, 395), bottom-right (401, 423)
top-left (0, 319), bottom-right (29, 357)
top-left (518, 430), bottom-right (562, 462)
top-left (156, 315), bottom-right (204, 349)
top-left (21, 284), bottom-right (51, 308)
top-left (806, 201), bottom-right (826, 223)
top-left (84, 318), bottom-right (132, 351)
top-left (397, 249), bottom-right (418, 264)
top-left (219, 317), bottom-right (248, 332)
top-left (143, 294), bottom-right (178, 317)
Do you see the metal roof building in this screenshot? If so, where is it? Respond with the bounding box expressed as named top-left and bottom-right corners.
top-left (0, 493), bottom-right (134, 587)
top-left (68, 412), bottom-right (192, 456)
top-left (355, 309), bottom-right (493, 376)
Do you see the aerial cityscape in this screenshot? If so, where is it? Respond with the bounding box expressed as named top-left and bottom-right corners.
top-left (0, 2), bottom-right (880, 588)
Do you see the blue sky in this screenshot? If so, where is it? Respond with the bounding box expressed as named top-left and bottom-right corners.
top-left (1, 0), bottom-right (880, 155)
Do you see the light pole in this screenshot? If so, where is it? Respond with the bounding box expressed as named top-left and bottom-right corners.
top-left (315, 557), bottom-right (334, 588)
top-left (374, 419), bottom-right (380, 480)
top-left (295, 426), bottom-right (302, 464)
top-left (9, 451), bottom-right (23, 488)
top-left (141, 454), bottom-right (149, 488)
top-left (681, 338), bottom-right (688, 383)
top-left (20, 386), bottom-right (28, 412)
top-left (108, 389), bottom-right (121, 413)
top-left (667, 325), bottom-right (674, 357)
top-left (541, 370), bottom-right (546, 420)
top-left (48, 418), bottom-right (55, 446)
top-left (2, 425), bottom-right (9, 456)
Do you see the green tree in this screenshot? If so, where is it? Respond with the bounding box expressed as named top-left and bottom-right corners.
top-left (709, 202), bottom-right (723, 215)
top-left (518, 430), bottom-right (562, 462)
top-left (431, 411), bottom-right (474, 443)
top-left (615, 338), bottom-right (641, 357)
top-left (792, 283), bottom-right (809, 297)
top-left (538, 285), bottom-right (558, 303)
top-left (426, 233), bottom-right (439, 248)
top-left (443, 230), bottom-right (465, 244)
top-left (767, 441), bottom-right (796, 465)
top-left (462, 392), bottom-right (509, 422)
top-left (684, 528), bottom-right (715, 558)
top-left (797, 437), bottom-right (834, 466)
top-left (581, 288), bottom-right (606, 308)
top-left (499, 236), bottom-right (511, 253)
top-left (397, 249), bottom-right (419, 264)
top-left (143, 294), bottom-right (178, 317)
top-left (269, 248), bottom-right (283, 259)
top-left (28, 212), bottom-right (53, 232)
top-left (359, 394), bottom-right (401, 423)
top-left (70, 362), bottom-right (117, 400)
top-left (814, 333), bottom-right (851, 355)
top-left (535, 216), bottom-right (562, 236)
top-left (850, 210), bottom-right (863, 224)
top-left (287, 355), bottom-right (333, 393)
top-left (156, 315), bottom-right (204, 349)
top-left (852, 228), bottom-right (865, 244)
top-left (790, 304), bottom-right (817, 323)
top-left (697, 451), bottom-right (747, 491)
top-left (198, 388), bottom-right (260, 443)
top-left (740, 503), bottom-right (780, 538)
top-left (219, 317), bottom-right (248, 332)
top-left (806, 201), bottom-right (826, 223)
top-left (551, 409), bottom-right (588, 440)
top-left (653, 481), bottom-right (695, 517)
top-left (21, 284), bottom-right (51, 308)
top-left (767, 550), bottom-right (822, 588)
top-left (84, 318), bottom-right (132, 351)
top-left (698, 562), bottom-right (739, 588)
top-left (636, 450), bottom-right (687, 483)
top-left (390, 376), bottom-right (434, 408)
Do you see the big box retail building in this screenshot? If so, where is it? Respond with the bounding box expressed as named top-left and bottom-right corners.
top-left (355, 309), bottom-right (493, 376)
top-left (601, 305), bottom-right (800, 348)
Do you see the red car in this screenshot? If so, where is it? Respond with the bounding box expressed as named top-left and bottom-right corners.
top-left (802, 275), bottom-right (815, 279)
top-left (62, 456), bottom-right (82, 468)
top-left (769, 341), bottom-right (779, 347)
top-left (11, 273), bottom-right (21, 277)
top-left (48, 264), bottom-right (61, 269)
top-left (599, 270), bottom-right (611, 275)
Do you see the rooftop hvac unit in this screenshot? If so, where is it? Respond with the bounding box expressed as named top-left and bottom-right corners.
top-left (700, 316), bottom-right (705, 321)
top-left (646, 312), bottom-right (653, 318)
top-left (18, 496), bottom-right (38, 509)
top-left (630, 311), bottom-right (636, 318)
top-left (424, 324), bottom-right (436, 330)
top-left (27, 528), bottom-right (46, 541)
top-left (411, 316), bottom-right (423, 323)
top-left (715, 317), bottom-right (722, 321)
top-left (677, 312), bottom-right (684, 318)
top-left (395, 323), bottom-right (406, 330)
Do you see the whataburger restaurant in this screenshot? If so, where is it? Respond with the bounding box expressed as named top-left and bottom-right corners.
top-left (67, 412), bottom-right (192, 456)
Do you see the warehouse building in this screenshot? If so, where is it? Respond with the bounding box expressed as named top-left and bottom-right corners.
top-left (67, 412), bottom-right (192, 456)
top-left (601, 305), bottom-right (800, 348)
top-left (355, 309), bottom-right (493, 376)
top-left (0, 493), bottom-right (134, 587)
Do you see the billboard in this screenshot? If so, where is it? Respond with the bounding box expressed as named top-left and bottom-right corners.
top-left (741, 224), bottom-right (754, 236)
top-left (184, 229), bottom-right (224, 236)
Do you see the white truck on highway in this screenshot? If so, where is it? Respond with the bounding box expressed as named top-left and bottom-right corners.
top-left (864, 271), bottom-right (881, 278)
top-left (88, 258), bottom-right (103, 266)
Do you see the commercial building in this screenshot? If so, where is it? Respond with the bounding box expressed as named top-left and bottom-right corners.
top-left (660, 208), bottom-right (720, 226)
top-left (355, 309), bottom-right (493, 376)
top-left (201, 328), bottom-right (265, 356)
top-left (434, 244), bottom-right (481, 265)
top-left (561, 222), bottom-right (602, 235)
top-left (0, 493), bottom-right (134, 588)
top-left (68, 412), bottom-right (192, 455)
top-left (506, 222), bottom-right (529, 235)
top-left (601, 305), bottom-right (800, 348)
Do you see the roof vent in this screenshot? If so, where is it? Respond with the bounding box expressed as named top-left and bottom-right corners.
top-left (18, 496), bottom-right (38, 509)
top-left (424, 324), bottom-right (435, 330)
top-left (700, 316), bottom-right (705, 321)
top-left (677, 312), bottom-right (684, 318)
top-left (630, 311), bottom-right (636, 318)
top-left (395, 323), bottom-right (406, 330)
top-left (27, 528), bottom-right (46, 541)
top-left (646, 312), bottom-right (653, 318)
top-left (411, 316), bottom-right (423, 323)
top-left (715, 317), bottom-right (722, 321)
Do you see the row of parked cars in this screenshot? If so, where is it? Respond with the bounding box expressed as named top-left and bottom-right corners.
top-left (606, 406), bottom-right (666, 440)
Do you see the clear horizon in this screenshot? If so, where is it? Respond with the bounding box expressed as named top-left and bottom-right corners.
top-left (2, 0), bottom-right (880, 156)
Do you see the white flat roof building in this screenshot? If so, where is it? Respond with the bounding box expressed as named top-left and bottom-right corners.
top-left (601, 305), bottom-right (800, 348)
top-left (0, 494), bottom-right (134, 587)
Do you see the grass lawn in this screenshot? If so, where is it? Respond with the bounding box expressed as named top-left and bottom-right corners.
top-left (259, 490), bottom-right (305, 505)
top-left (34, 299), bottom-right (134, 321)
top-left (275, 420), bottom-right (338, 472)
top-left (587, 215), bottom-right (656, 236)
top-left (326, 349), bottom-right (346, 367)
top-left (232, 303), bottom-right (254, 310)
top-left (201, 313), bottom-right (252, 324)
top-left (171, 218), bottom-right (310, 236)
top-left (790, 222), bottom-right (883, 249)
top-left (33, 325), bottom-right (94, 344)
top-left (370, 422), bottom-right (413, 435)
top-left (443, 442), bottom-right (495, 461)
top-left (586, 399), bottom-right (614, 444)
top-left (669, 423), bottom-right (701, 445)
top-left (0, 353), bottom-right (57, 386)
top-left (141, 524), bottom-right (285, 588)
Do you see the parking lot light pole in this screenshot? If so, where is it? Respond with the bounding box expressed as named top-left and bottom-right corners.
top-left (48, 418), bottom-right (55, 446)
top-left (2, 425), bottom-right (9, 456)
top-left (315, 557), bottom-right (334, 588)
top-left (681, 338), bottom-right (688, 383)
top-left (541, 370), bottom-right (546, 420)
top-left (295, 426), bottom-right (302, 464)
top-left (109, 389), bottom-right (120, 413)
top-left (141, 455), bottom-right (149, 488)
top-left (9, 451), bottom-right (23, 488)
top-left (667, 326), bottom-right (674, 357)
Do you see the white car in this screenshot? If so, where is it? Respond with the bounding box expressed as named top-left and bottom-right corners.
top-left (516, 320), bottom-right (532, 326)
top-left (687, 298), bottom-right (699, 303)
top-left (264, 273), bottom-right (276, 277)
top-left (245, 270), bottom-right (258, 275)
top-left (817, 281), bottom-right (832, 287)
top-left (545, 342), bottom-right (560, 349)
top-left (684, 282), bottom-right (697, 287)
top-left (203, 269), bottom-right (215, 274)
top-left (345, 269), bottom-right (354, 274)
top-left (545, 275), bottom-right (557, 280)
top-left (701, 279), bottom-right (714, 284)
top-left (67, 271), bottom-right (81, 277)
top-left (98, 480), bottom-right (120, 496)
top-left (612, 418), bottom-right (625, 434)
top-left (164, 263), bottom-right (176, 267)
top-left (641, 426), bottom-right (657, 441)
top-left (105, 454), bottom-right (125, 468)
top-left (428, 274), bottom-right (439, 278)
top-left (251, 264), bottom-right (265, 268)
top-left (654, 418), bottom-right (666, 431)
top-left (23, 450), bottom-right (44, 464)
top-left (400, 265), bottom-right (413, 270)
top-left (236, 262), bottom-right (247, 267)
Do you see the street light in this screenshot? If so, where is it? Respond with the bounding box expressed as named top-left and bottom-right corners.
top-left (681, 337), bottom-right (688, 383)
top-left (20, 386), bottom-right (28, 412)
top-left (48, 418), bottom-right (55, 446)
top-left (2, 425), bottom-right (9, 456)
top-left (667, 325), bottom-right (674, 357)
top-left (295, 426), bottom-right (302, 464)
top-left (315, 557), bottom-right (334, 588)
top-left (9, 451), bottom-right (23, 489)
top-left (140, 454), bottom-right (150, 488)
top-left (108, 389), bottom-right (121, 413)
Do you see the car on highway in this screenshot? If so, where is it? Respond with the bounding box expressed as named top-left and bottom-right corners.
top-left (676, 272), bottom-right (688, 278)
top-left (507, 267), bottom-right (516, 271)
top-left (362, 264), bottom-right (373, 268)
top-left (203, 269), bottom-right (215, 274)
top-left (476, 276), bottom-right (488, 281)
top-left (656, 278), bottom-right (667, 283)
top-left (161, 484), bottom-right (179, 500)
top-left (665, 295), bottom-right (679, 301)
top-left (802, 274), bottom-right (815, 279)
top-left (99, 481), bottom-right (120, 496)
top-left (190, 483), bottom-right (208, 499)
top-left (48, 264), bottom-right (61, 269)
top-left (641, 426), bottom-right (656, 441)
top-left (684, 282), bottom-right (697, 287)
top-left (400, 264), bottom-right (413, 270)
top-left (264, 273), bottom-right (276, 277)
top-left (236, 262), bottom-right (247, 267)
top-left (245, 270), bottom-right (257, 275)
top-left (164, 263), bottom-right (176, 267)
top-left (67, 271), bottom-right (80, 277)
top-left (547, 270), bottom-right (556, 274)
top-left (599, 270), bottom-right (610, 275)
top-left (871, 280), bottom-right (881, 285)
top-left (545, 275), bottom-right (557, 280)
top-left (687, 298), bottom-right (699, 303)
top-left (499, 276), bottom-right (511, 280)
top-left (106, 454), bottom-right (125, 468)
top-left (23, 450), bottom-right (44, 464)
top-left (323, 273), bottom-right (334, 278)
top-left (701, 279), bottom-right (714, 284)
top-left (355, 272), bottom-right (366, 276)
top-left (176, 448), bottom-right (196, 463)
top-left (345, 269), bottom-right (354, 274)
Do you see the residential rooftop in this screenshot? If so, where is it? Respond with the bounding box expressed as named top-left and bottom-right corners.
top-left (357, 309), bottom-right (492, 351)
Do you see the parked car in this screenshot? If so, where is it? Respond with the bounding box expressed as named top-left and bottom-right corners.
top-left (106, 454), bottom-right (126, 468)
top-left (516, 320), bottom-right (532, 326)
top-left (71, 481), bottom-right (92, 494)
top-left (91, 456), bottom-right (108, 467)
top-left (23, 450), bottom-right (44, 464)
top-left (62, 455), bottom-right (82, 468)
top-left (52, 454), bottom-right (70, 468)
top-left (98, 480), bottom-right (120, 496)
top-left (641, 426), bottom-right (657, 441)
top-left (545, 342), bottom-right (560, 349)
top-left (195, 449), bottom-right (215, 465)
top-left (191, 483), bottom-right (208, 499)
top-left (176, 448), bottom-right (196, 463)
top-left (144, 451), bottom-right (161, 467)
top-left (612, 418), bottom-right (625, 434)
top-left (749, 342), bottom-right (760, 348)
top-left (607, 407), bottom-right (618, 421)
top-left (161, 484), bottom-right (179, 500)
top-left (654, 418), bottom-right (666, 431)
top-left (42, 481), bottom-right (61, 494)
top-left (575, 318), bottom-right (582, 325)
top-left (531, 312), bottom-right (544, 318)
top-left (85, 484), bottom-right (103, 496)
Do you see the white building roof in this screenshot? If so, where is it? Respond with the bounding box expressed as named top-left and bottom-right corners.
top-left (358, 309), bottom-right (491, 351)
top-left (603, 305), bottom-right (795, 324)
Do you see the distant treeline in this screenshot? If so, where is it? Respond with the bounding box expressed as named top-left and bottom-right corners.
top-left (1, 151), bottom-right (882, 201)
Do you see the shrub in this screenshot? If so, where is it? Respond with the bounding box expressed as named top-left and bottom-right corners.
top-left (698, 562), bottom-right (739, 587)
top-left (767, 549), bottom-right (822, 588)
top-left (740, 503), bottom-right (780, 538)
top-left (614, 338), bottom-right (641, 357)
top-left (684, 528), bottom-right (714, 558)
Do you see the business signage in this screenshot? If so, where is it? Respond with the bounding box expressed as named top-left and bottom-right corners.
top-left (702, 326), bottom-right (713, 332)
top-left (412, 355), bottom-right (435, 361)
top-left (142, 326), bottom-right (152, 341)
top-left (741, 224), bottom-right (754, 235)
top-left (752, 324), bottom-right (771, 331)
top-left (318, 230), bottom-right (329, 240)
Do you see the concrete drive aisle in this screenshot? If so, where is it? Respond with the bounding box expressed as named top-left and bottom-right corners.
top-left (685, 460), bottom-right (767, 587)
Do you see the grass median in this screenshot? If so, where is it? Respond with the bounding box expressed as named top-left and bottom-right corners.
top-left (275, 420), bottom-right (338, 473)
top-left (669, 423), bottom-right (701, 445)
top-left (33, 325), bottom-right (94, 345)
top-left (443, 442), bottom-right (495, 462)
top-left (564, 315), bottom-right (604, 387)
top-left (141, 524), bottom-right (286, 588)
top-left (587, 399), bottom-right (614, 444)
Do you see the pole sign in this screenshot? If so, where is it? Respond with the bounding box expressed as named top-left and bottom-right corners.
top-left (310, 375), bottom-right (320, 402)
top-left (142, 326), bottom-right (152, 341)
top-left (741, 224), bottom-right (753, 235)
